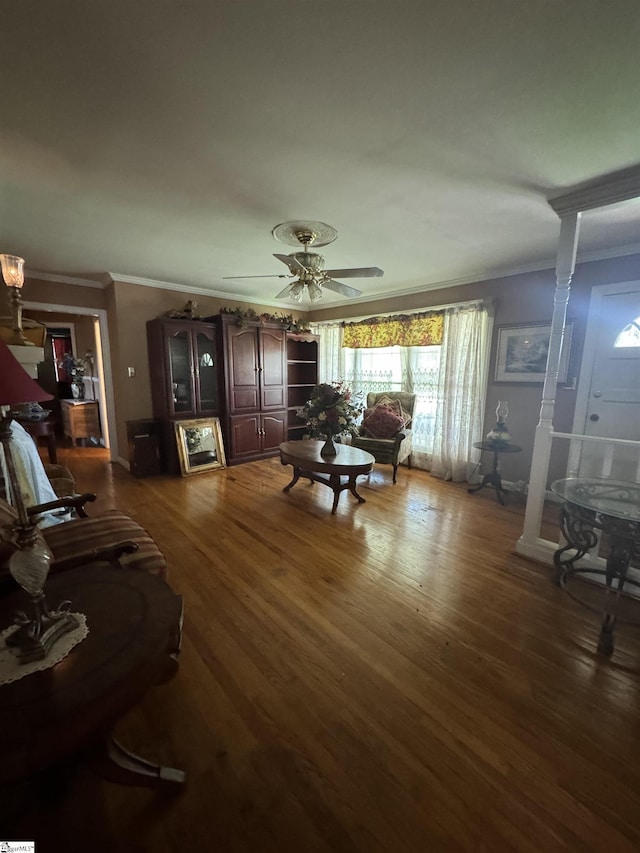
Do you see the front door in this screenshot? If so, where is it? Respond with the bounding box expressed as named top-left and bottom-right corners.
top-left (573, 280), bottom-right (640, 479)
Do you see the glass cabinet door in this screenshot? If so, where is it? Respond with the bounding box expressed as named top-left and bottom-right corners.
top-left (168, 330), bottom-right (194, 415)
top-left (195, 328), bottom-right (218, 413)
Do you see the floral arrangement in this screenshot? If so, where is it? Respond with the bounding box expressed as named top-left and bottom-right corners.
top-left (59, 351), bottom-right (94, 399)
top-left (219, 306), bottom-right (311, 332)
top-left (184, 427), bottom-right (202, 455)
top-left (60, 351), bottom-right (93, 380)
top-left (296, 382), bottom-right (363, 439)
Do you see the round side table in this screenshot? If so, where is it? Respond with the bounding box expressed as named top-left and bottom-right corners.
top-left (468, 441), bottom-right (522, 505)
top-left (0, 565), bottom-right (184, 787)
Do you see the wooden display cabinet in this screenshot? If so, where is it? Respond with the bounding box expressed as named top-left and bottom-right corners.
top-left (147, 319), bottom-right (219, 421)
top-left (218, 315), bottom-right (287, 464)
top-left (146, 318), bottom-right (221, 473)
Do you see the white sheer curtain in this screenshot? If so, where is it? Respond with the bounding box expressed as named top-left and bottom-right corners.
top-left (429, 304), bottom-right (490, 481)
top-left (313, 301), bottom-right (490, 481)
top-left (312, 323), bottom-right (344, 383)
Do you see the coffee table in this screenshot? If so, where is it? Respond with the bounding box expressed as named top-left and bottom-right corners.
top-left (280, 440), bottom-right (375, 514)
top-left (0, 564), bottom-right (184, 787)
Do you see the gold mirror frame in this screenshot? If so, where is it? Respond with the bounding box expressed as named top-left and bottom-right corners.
top-left (174, 417), bottom-right (226, 476)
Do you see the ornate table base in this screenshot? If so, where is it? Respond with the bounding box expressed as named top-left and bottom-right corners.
top-left (280, 441), bottom-right (375, 515)
top-left (468, 441), bottom-right (522, 506)
top-left (89, 735), bottom-right (185, 788)
top-left (283, 467), bottom-right (369, 515)
top-left (553, 488), bottom-right (640, 656)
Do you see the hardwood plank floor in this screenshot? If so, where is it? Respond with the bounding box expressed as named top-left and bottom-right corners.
top-left (4, 448), bottom-right (640, 852)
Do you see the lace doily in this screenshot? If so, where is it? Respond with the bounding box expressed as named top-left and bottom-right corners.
top-left (0, 612), bottom-right (88, 685)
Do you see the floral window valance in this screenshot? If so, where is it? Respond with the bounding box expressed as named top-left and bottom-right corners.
top-left (342, 312), bottom-right (444, 349)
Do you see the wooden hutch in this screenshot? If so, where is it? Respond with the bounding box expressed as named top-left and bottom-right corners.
top-left (147, 314), bottom-right (319, 472)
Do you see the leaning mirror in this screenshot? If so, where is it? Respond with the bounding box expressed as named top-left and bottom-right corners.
top-left (174, 418), bottom-right (226, 476)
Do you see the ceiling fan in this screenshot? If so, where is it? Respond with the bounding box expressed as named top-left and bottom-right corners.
top-left (223, 220), bottom-right (383, 302)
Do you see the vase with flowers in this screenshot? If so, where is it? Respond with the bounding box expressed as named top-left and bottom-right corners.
top-left (59, 351), bottom-right (94, 400)
top-left (296, 381), bottom-right (363, 456)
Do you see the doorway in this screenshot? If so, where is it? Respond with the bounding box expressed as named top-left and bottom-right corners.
top-left (572, 279), bottom-right (640, 478)
top-left (24, 301), bottom-right (115, 458)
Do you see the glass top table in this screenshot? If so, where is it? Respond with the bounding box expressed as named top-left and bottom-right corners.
top-left (550, 477), bottom-right (640, 656)
top-left (550, 478), bottom-right (640, 523)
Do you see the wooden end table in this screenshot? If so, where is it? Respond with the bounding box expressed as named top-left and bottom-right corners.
top-left (467, 440), bottom-right (522, 505)
top-left (280, 440), bottom-right (375, 514)
top-left (0, 565), bottom-right (184, 788)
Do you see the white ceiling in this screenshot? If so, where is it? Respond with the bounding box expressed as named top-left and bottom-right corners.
top-left (2, 1), bottom-right (639, 309)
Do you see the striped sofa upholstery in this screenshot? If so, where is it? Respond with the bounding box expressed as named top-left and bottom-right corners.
top-left (42, 510), bottom-right (168, 579)
top-left (0, 498), bottom-right (167, 582)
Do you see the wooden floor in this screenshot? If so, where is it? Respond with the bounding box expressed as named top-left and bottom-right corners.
top-left (5, 448), bottom-right (640, 852)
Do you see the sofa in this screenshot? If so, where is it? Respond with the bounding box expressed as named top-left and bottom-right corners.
top-left (0, 493), bottom-right (169, 583)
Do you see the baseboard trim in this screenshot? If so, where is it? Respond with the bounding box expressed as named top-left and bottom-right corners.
top-left (117, 456), bottom-right (130, 472)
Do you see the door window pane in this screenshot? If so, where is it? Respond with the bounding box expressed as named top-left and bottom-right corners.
top-left (614, 317), bottom-right (640, 347)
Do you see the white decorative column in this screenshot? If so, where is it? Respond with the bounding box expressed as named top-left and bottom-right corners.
top-left (516, 213), bottom-right (580, 560)
top-left (516, 163), bottom-right (640, 563)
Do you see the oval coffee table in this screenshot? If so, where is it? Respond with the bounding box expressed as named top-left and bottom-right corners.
top-left (280, 440), bottom-right (375, 514)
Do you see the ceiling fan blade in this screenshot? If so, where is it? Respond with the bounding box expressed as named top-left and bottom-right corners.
top-left (274, 253), bottom-right (307, 274)
top-left (322, 279), bottom-right (363, 298)
top-left (323, 266), bottom-right (383, 279)
top-left (275, 283), bottom-right (293, 299)
top-left (223, 274), bottom-right (290, 279)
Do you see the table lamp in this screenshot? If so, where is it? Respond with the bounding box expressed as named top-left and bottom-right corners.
top-left (0, 338), bottom-right (78, 663)
top-left (486, 400), bottom-right (511, 443)
top-left (0, 253), bottom-right (32, 347)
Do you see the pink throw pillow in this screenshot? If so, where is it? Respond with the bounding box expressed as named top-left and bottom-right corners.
top-left (361, 404), bottom-right (405, 439)
top-left (375, 396), bottom-right (412, 428)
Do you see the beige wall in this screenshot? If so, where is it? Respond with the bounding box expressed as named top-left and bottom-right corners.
top-left (28, 311), bottom-right (97, 359)
top-left (310, 252), bottom-right (640, 483)
top-left (22, 276), bottom-right (107, 312)
top-left (108, 281), bottom-right (308, 459)
top-left (19, 254), bottom-right (640, 478)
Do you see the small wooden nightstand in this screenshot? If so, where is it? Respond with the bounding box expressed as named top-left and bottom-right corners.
top-left (61, 399), bottom-right (101, 446)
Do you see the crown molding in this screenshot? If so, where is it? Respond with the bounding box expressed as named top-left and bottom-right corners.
top-left (25, 239), bottom-right (640, 311)
top-left (25, 269), bottom-right (106, 288)
top-left (576, 241), bottom-right (640, 264)
top-left (106, 272), bottom-right (309, 311)
top-left (548, 164), bottom-right (640, 216)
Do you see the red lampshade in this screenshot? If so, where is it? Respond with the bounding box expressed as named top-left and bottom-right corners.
top-left (0, 338), bottom-right (53, 407)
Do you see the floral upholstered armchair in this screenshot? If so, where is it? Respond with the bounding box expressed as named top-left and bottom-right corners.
top-left (351, 392), bottom-right (416, 483)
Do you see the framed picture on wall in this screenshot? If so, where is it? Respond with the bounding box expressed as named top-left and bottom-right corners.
top-left (494, 323), bottom-right (573, 384)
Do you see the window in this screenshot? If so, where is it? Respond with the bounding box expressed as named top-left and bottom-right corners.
top-left (343, 345), bottom-right (441, 453)
top-left (316, 302), bottom-right (489, 480)
top-left (614, 317), bottom-right (640, 347)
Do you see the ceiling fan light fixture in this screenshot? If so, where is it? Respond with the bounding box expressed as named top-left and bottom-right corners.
top-left (289, 281), bottom-right (304, 302)
top-left (308, 281), bottom-right (323, 302)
